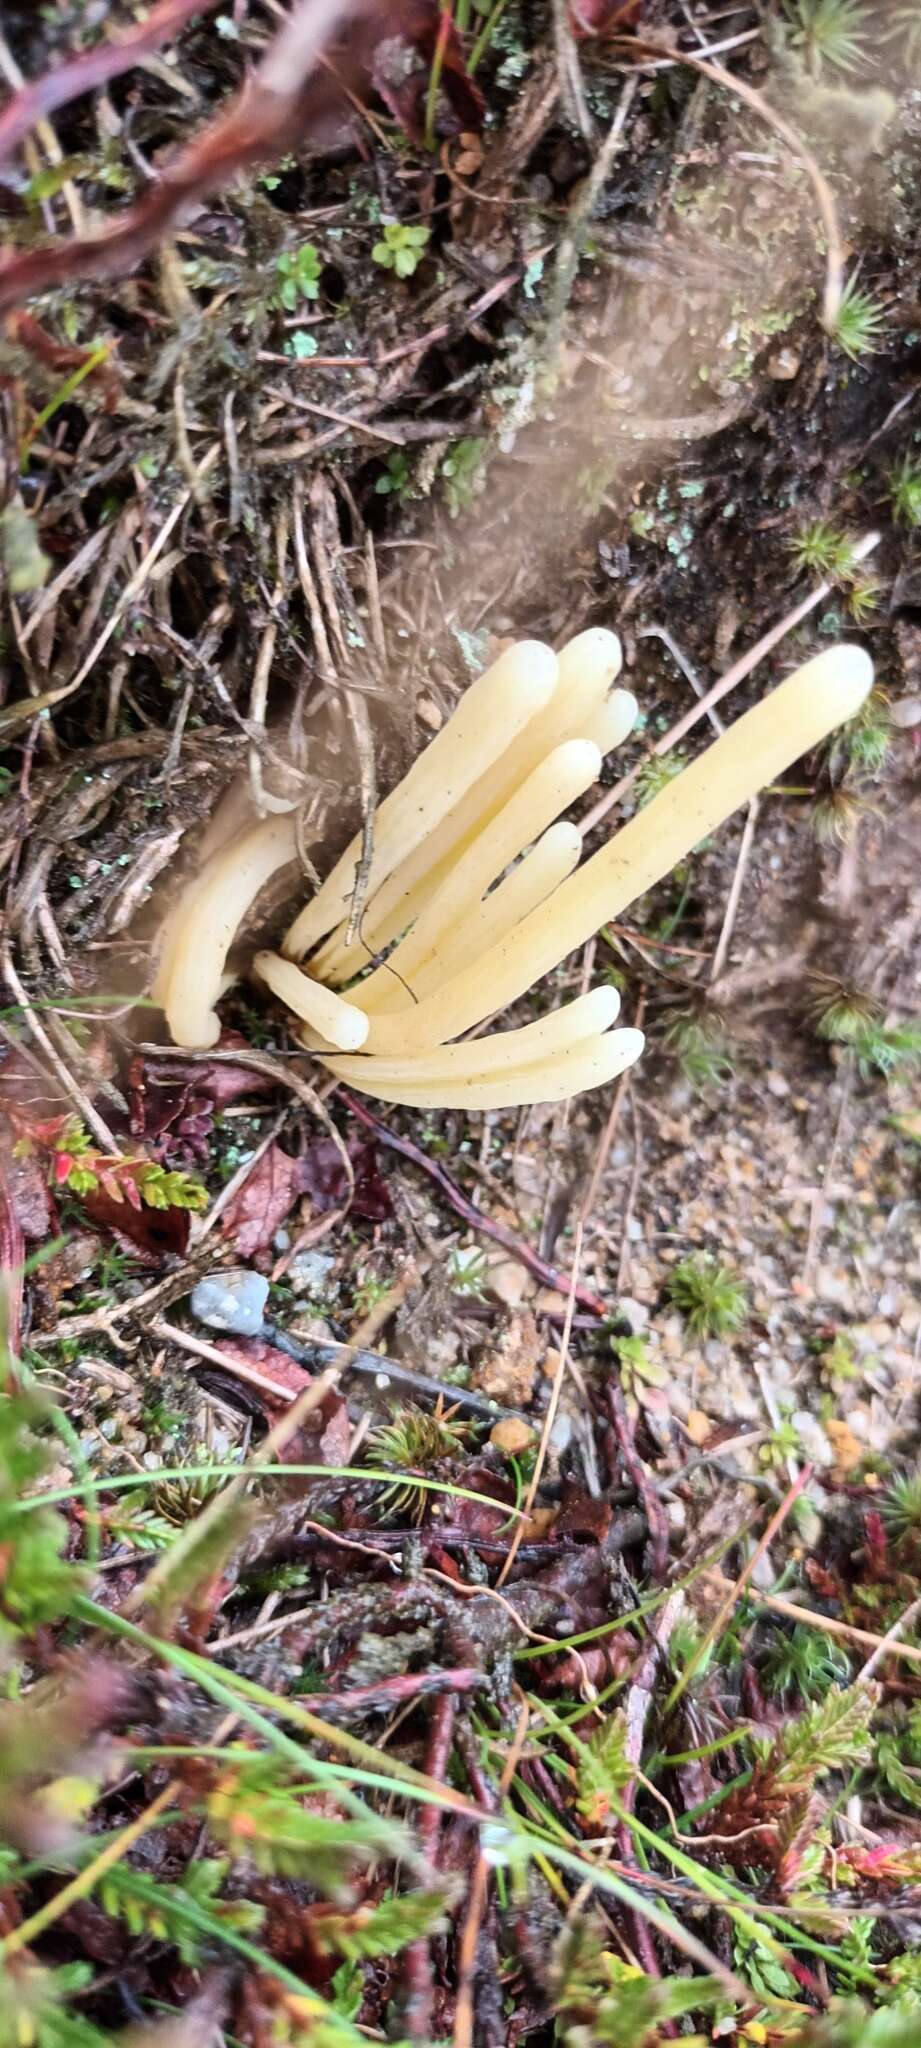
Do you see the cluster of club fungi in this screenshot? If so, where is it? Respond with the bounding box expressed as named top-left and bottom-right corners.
top-left (153, 630), bottom-right (872, 1109)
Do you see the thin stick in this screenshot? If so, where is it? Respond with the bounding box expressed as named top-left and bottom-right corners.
top-left (581, 533), bottom-right (881, 832)
top-left (0, 0), bottom-right (219, 166)
top-left (496, 1221), bottom-right (583, 1591)
top-left (0, 948), bottom-right (118, 1152)
top-left (0, 1786), bottom-right (175, 1960)
top-left (663, 1465), bottom-right (814, 1717)
top-left (709, 796), bottom-right (760, 983)
top-left (711, 1580), bottom-right (921, 1674)
top-left (859, 1595), bottom-right (921, 1683)
top-left (452, 1696), bottom-right (531, 2048)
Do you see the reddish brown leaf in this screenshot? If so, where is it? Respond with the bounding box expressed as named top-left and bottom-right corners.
top-left (300, 1137), bottom-right (392, 1221)
top-left (202, 1336), bottom-right (350, 1457)
top-left (220, 1143), bottom-right (309, 1260)
top-left (129, 1034), bottom-right (278, 1163)
top-left (0, 1), bottom-right (223, 167)
top-left (81, 1185), bottom-right (190, 1259)
top-left (0, 2), bottom-right (398, 317)
top-left (373, 2), bottom-right (485, 144)
top-left (569, 0), bottom-right (645, 34)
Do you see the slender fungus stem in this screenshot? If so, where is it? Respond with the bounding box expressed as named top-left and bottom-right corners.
top-left (283, 640), bottom-right (558, 960)
top-left (253, 953), bottom-right (369, 1051)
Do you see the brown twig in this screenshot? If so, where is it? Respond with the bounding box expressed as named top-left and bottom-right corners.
top-left (452, 1696), bottom-right (530, 2048)
top-left (0, 0), bottom-right (356, 316)
top-left (713, 1580), bottom-right (921, 1675)
top-left (404, 1692), bottom-right (458, 2040)
top-left (0, 0), bottom-right (221, 167)
top-left (665, 1465), bottom-right (815, 1716)
top-left (338, 1089), bottom-right (610, 1317)
top-left (496, 1220), bottom-right (583, 1593)
top-left (581, 533), bottom-right (881, 833)
top-left (606, 1377), bottom-right (670, 1583)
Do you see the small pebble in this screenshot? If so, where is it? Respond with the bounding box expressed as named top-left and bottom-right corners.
top-left (288, 1250), bottom-right (335, 1297)
top-left (891, 695), bottom-right (921, 728)
top-left (490, 1417), bottom-right (536, 1456)
top-left (191, 1268), bottom-right (269, 1337)
top-left (766, 347), bottom-right (800, 380)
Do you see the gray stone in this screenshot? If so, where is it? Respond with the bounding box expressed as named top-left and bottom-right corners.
top-left (288, 1250), bottom-right (336, 1297)
top-left (191, 1269), bottom-right (269, 1337)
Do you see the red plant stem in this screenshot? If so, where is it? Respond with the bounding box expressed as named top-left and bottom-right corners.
top-left (0, 0), bottom-right (221, 167)
top-left (298, 1664), bottom-right (484, 1718)
top-left (605, 1378), bottom-right (670, 1581)
top-left (0, 0), bottom-right (359, 316)
top-left (337, 1088), bottom-right (610, 1318)
top-left (404, 1692), bottom-right (457, 2041)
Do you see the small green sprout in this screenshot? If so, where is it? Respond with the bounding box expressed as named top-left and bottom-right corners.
top-left (846, 572), bottom-right (882, 625)
top-left (829, 275), bottom-right (887, 361)
top-left (441, 437), bottom-right (487, 516)
top-left (662, 1010), bottom-right (734, 1092)
top-left (372, 221), bottom-right (431, 279)
top-left (812, 980), bottom-right (879, 1046)
top-left (829, 691), bottom-right (892, 779)
top-left (368, 1406), bottom-right (474, 1522)
top-left (812, 981), bottom-right (921, 1078)
top-left (891, 455), bottom-right (921, 527)
top-left (375, 450), bottom-right (412, 499)
top-left (275, 242), bottom-right (323, 310)
top-left (758, 1407), bottom-right (803, 1472)
top-left (448, 1244), bottom-right (491, 1300)
top-left (611, 1333), bottom-right (667, 1409)
top-left (782, 0), bottom-right (869, 76)
top-left (764, 1623), bottom-right (852, 1701)
top-left (883, 1468), bottom-right (921, 1542)
top-left (634, 749), bottom-right (689, 809)
top-left (788, 519), bottom-right (858, 583)
top-left (351, 1273), bottom-right (392, 1318)
top-left (666, 1253), bottom-right (749, 1341)
top-left (818, 1333), bottom-right (860, 1387)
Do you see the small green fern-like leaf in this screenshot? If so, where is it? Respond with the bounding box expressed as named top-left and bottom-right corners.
top-left (208, 1765), bottom-right (413, 1891)
top-left (576, 1708), bottom-right (633, 1825)
top-left (97, 1859), bottom-right (263, 1967)
top-left (315, 1886), bottom-right (456, 1963)
top-left (0, 1957), bottom-right (108, 2048)
top-left (774, 1682), bottom-right (879, 1791)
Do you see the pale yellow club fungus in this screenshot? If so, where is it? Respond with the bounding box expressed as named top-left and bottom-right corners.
top-left (353, 738), bottom-right (601, 1014)
top-left (155, 635), bottom-right (872, 1114)
top-left (155, 814), bottom-right (297, 1050)
top-left (365, 820), bottom-right (583, 1013)
top-left (358, 645), bottom-right (873, 1063)
top-left (252, 952), bottom-right (369, 1052)
top-left (324, 989), bottom-right (643, 1110)
top-left (306, 628), bottom-right (629, 984)
top-left (284, 638), bottom-right (558, 963)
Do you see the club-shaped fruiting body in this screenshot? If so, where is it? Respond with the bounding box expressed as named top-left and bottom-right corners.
top-left (154, 631), bottom-right (873, 1106)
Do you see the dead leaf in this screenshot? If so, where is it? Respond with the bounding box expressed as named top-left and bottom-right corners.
top-left (221, 1143), bottom-right (310, 1261)
top-left (570, 0), bottom-right (646, 35)
top-left (300, 1136), bottom-right (392, 1221)
top-left (81, 1184), bottom-right (190, 1260)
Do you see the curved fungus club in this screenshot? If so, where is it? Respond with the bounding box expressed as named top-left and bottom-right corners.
top-left (154, 629), bottom-right (873, 1106)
